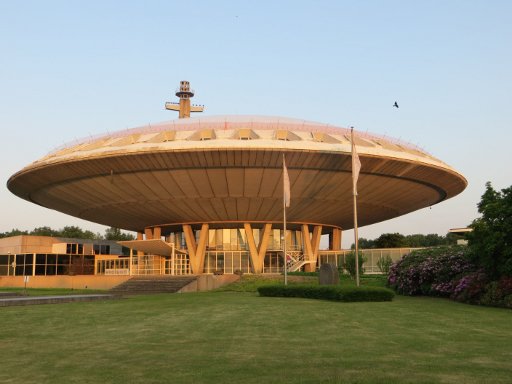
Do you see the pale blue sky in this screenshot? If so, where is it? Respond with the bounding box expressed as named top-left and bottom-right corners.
top-left (1, 1), bottom-right (511, 247)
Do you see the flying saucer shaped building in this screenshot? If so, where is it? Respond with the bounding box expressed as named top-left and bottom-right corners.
top-left (7, 112), bottom-right (466, 275)
top-left (7, 80), bottom-right (467, 277)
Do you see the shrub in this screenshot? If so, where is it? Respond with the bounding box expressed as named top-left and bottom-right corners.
top-left (344, 251), bottom-right (366, 279)
top-left (504, 294), bottom-right (512, 309)
top-left (386, 183), bottom-right (512, 309)
top-left (257, 284), bottom-right (394, 302)
top-left (387, 246), bottom-right (475, 296)
top-left (376, 255), bottom-right (393, 274)
top-left (450, 270), bottom-right (488, 303)
top-left (478, 276), bottom-right (512, 307)
top-left (287, 271), bottom-right (318, 277)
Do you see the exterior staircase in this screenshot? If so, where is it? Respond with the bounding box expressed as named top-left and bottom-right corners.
top-left (286, 251), bottom-right (309, 272)
top-left (110, 275), bottom-right (197, 295)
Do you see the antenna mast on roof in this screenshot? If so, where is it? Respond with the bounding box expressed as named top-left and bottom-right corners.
top-left (165, 80), bottom-right (205, 119)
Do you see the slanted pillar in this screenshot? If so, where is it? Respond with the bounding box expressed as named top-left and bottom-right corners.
top-left (259, 223), bottom-right (272, 272)
top-left (244, 223), bottom-right (272, 274)
top-left (312, 226), bottom-right (322, 259)
top-left (303, 225), bottom-right (323, 272)
top-left (196, 224), bottom-right (209, 273)
top-left (182, 224), bottom-right (209, 274)
top-left (182, 225), bottom-right (197, 272)
top-left (245, 223), bottom-right (259, 273)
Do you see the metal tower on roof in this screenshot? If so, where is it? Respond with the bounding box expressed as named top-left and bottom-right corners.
top-left (165, 81), bottom-right (205, 119)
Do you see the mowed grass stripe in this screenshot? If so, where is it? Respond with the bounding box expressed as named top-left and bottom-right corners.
top-left (1, 292), bottom-right (511, 383)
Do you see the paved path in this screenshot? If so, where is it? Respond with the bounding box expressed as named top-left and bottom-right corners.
top-left (0, 294), bottom-right (119, 307)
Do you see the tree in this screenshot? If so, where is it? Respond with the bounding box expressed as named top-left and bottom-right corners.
top-left (468, 182), bottom-right (512, 278)
top-left (104, 227), bottom-right (135, 241)
top-left (352, 237), bottom-right (376, 249)
top-left (352, 233), bottom-right (456, 249)
top-left (375, 233), bottom-right (407, 248)
top-left (59, 226), bottom-right (97, 240)
top-left (404, 233), bottom-right (456, 247)
top-left (343, 251), bottom-right (366, 279)
top-left (30, 226), bottom-right (59, 237)
top-left (0, 228), bottom-right (28, 238)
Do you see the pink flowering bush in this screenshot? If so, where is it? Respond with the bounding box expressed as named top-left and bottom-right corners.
top-left (388, 184), bottom-right (512, 308)
top-left (450, 270), bottom-right (488, 304)
top-left (388, 246), bottom-right (475, 296)
top-left (388, 247), bottom-right (512, 308)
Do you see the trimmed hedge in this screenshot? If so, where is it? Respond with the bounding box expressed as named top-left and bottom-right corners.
top-left (257, 284), bottom-right (394, 302)
top-left (286, 271), bottom-right (319, 277)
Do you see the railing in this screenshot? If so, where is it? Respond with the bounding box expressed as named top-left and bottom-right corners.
top-left (104, 268), bottom-right (129, 276)
top-left (318, 248), bottom-right (422, 274)
top-left (286, 251), bottom-right (306, 272)
top-left (92, 248), bottom-right (421, 276)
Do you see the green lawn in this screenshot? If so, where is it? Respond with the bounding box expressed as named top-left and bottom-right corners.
top-left (1, 282), bottom-right (511, 383)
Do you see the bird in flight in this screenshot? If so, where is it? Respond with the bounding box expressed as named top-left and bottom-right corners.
top-left (393, 101), bottom-right (399, 108)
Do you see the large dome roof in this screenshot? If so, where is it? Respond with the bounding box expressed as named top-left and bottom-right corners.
top-left (42, 115), bottom-right (435, 163)
top-left (8, 115), bottom-right (466, 233)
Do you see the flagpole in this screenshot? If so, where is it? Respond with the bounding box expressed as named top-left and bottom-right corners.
top-left (351, 127), bottom-right (360, 287)
top-left (353, 190), bottom-right (360, 287)
top-left (283, 153), bottom-right (288, 286)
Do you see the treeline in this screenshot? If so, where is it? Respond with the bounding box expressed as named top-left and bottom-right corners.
top-left (0, 226), bottom-right (135, 241)
top-left (355, 232), bottom-right (458, 249)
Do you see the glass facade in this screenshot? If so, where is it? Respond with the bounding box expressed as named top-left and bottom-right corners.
top-left (0, 240), bottom-right (118, 276)
top-left (203, 250), bottom-right (251, 274)
top-left (0, 253), bottom-right (96, 276)
top-left (159, 227), bottom-right (305, 274)
top-left (168, 227), bottom-right (303, 252)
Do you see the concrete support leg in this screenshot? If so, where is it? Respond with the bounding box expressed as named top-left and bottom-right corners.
top-left (136, 232), bottom-right (144, 257)
top-left (244, 223), bottom-right (260, 273)
top-left (196, 223), bottom-right (209, 274)
top-left (244, 223), bottom-right (272, 274)
top-left (302, 224), bottom-right (313, 270)
top-left (153, 226), bottom-right (161, 240)
top-left (183, 225), bottom-right (197, 273)
top-left (182, 224), bottom-right (209, 274)
top-left (331, 228), bottom-right (342, 251)
top-left (259, 223), bottom-right (272, 273)
top-left (304, 225), bottom-right (322, 272)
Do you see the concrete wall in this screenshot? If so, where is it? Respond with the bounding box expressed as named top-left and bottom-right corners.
top-left (0, 235), bottom-right (123, 256)
top-left (0, 275), bottom-right (131, 290)
top-left (0, 236), bottom-right (57, 255)
top-left (0, 274), bottom-right (239, 291)
top-left (179, 274), bottom-right (240, 292)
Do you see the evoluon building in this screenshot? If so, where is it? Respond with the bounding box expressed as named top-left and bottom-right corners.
top-left (5, 82), bottom-right (467, 280)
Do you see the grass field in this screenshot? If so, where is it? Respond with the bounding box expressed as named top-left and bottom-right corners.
top-left (1, 278), bottom-right (512, 383)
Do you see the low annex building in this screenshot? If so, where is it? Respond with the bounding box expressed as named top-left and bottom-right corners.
top-left (5, 82), bottom-right (467, 282)
top-left (0, 235), bottom-right (126, 288)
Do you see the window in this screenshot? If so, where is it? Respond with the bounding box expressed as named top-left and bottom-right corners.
top-left (93, 244), bottom-right (111, 255)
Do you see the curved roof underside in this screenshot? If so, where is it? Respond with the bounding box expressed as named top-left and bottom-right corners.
top-left (8, 115), bottom-right (467, 233)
